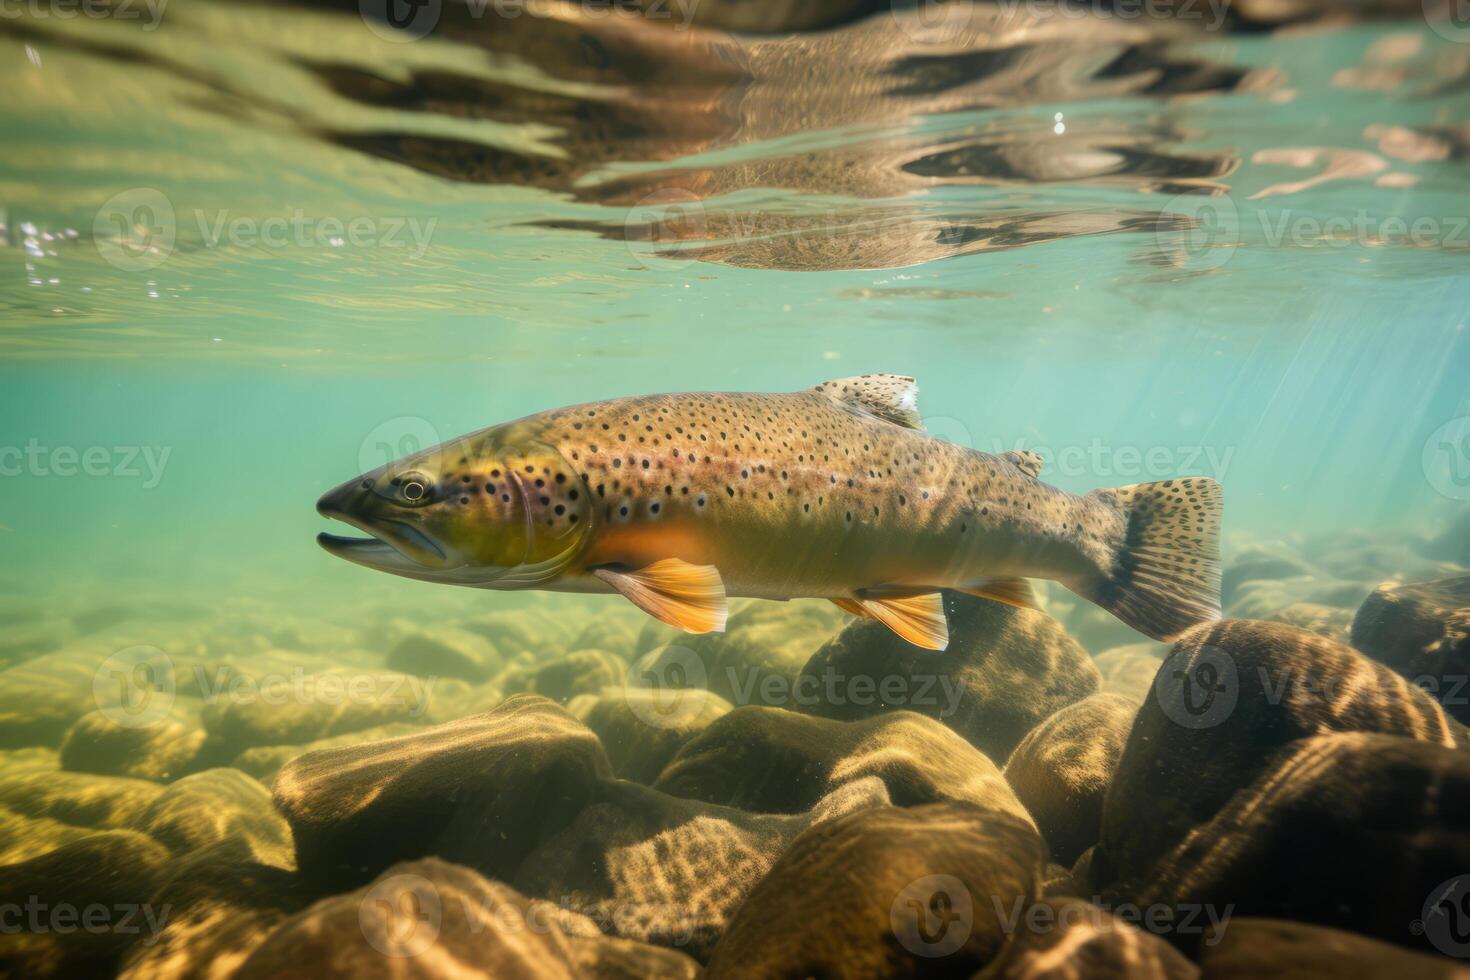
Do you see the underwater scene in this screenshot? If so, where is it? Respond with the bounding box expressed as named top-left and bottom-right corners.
top-left (3, 0), bottom-right (1470, 975)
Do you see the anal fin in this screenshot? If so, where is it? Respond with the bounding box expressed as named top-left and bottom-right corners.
top-left (956, 577), bottom-right (1038, 610)
top-left (594, 559), bottom-right (728, 634)
top-left (831, 592), bottom-right (948, 651)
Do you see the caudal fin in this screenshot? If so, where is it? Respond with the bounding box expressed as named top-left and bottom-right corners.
top-left (1076, 477), bottom-right (1223, 641)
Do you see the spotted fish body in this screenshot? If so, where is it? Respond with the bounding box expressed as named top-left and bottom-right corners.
top-left (317, 375), bottom-right (1223, 649)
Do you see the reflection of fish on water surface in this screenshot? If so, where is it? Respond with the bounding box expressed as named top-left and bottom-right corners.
top-left (318, 374), bottom-right (1222, 650)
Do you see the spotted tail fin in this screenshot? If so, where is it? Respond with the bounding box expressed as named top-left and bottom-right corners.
top-left (1075, 477), bottom-right (1223, 641)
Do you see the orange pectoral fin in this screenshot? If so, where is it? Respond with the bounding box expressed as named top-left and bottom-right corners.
top-left (593, 559), bottom-right (728, 635)
top-left (832, 592), bottom-right (949, 651)
top-left (957, 577), bottom-right (1039, 610)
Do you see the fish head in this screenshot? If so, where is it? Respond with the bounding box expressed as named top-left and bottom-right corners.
top-left (316, 427), bottom-right (590, 587)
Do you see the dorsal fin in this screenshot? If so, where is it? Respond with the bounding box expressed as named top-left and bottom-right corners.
top-left (811, 374), bottom-right (922, 429)
top-left (1001, 449), bottom-right (1044, 478)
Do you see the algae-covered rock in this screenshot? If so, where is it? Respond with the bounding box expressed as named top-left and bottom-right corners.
top-left (511, 777), bottom-right (886, 960)
top-left (499, 648), bottom-right (628, 703)
top-left (679, 600), bottom-right (848, 709)
top-left (130, 768), bottom-right (293, 868)
top-left (975, 897), bottom-right (1199, 980)
top-left (0, 803), bottom-right (91, 865)
top-left (1099, 619), bottom-right (1466, 892)
top-left (570, 617), bottom-right (642, 658)
top-left (654, 705), bottom-right (1031, 823)
top-left (572, 685), bottom-right (732, 784)
top-left (118, 844), bottom-right (312, 980)
top-left (234, 857), bottom-right (699, 979)
top-left (0, 829), bottom-right (172, 977)
top-left (1352, 576), bottom-right (1470, 723)
top-left (457, 609), bottom-right (574, 658)
top-left (1093, 646), bottom-right (1163, 703)
top-left (0, 753), bottom-right (164, 830)
top-left (1197, 917), bottom-right (1470, 978)
top-left (59, 706), bottom-right (207, 782)
top-left (1227, 576), bottom-right (1373, 621)
top-left (1003, 692), bottom-right (1137, 865)
top-left (199, 666), bottom-right (436, 751)
top-left (387, 623), bottom-right (503, 683)
top-left (798, 592), bottom-right (1099, 761)
top-left (1265, 601), bottom-right (1354, 644)
top-left (230, 722), bottom-right (425, 784)
top-left (1129, 733), bottom-right (1470, 957)
top-left (273, 695), bottom-right (611, 889)
top-left (1221, 547), bottom-right (1318, 608)
top-left (0, 649), bottom-right (139, 748)
top-left (705, 802), bottom-right (1046, 978)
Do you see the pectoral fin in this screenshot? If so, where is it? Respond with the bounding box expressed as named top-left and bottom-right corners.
top-left (957, 577), bottom-right (1039, 610)
top-left (594, 559), bottom-right (728, 634)
top-left (830, 592), bottom-right (948, 650)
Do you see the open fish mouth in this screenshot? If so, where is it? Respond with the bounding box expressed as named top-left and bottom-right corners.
top-left (316, 516), bottom-right (445, 573)
top-left (315, 499), bottom-right (517, 587)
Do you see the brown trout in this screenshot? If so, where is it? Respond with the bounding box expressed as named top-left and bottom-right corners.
top-left (317, 375), bottom-right (1222, 649)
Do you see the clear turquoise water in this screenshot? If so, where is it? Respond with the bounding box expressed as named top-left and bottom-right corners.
top-left (5, 3), bottom-right (1470, 974)
top-left (1, 5), bottom-right (1468, 592)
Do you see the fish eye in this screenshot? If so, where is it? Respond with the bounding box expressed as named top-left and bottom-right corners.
top-left (395, 472), bottom-right (432, 504)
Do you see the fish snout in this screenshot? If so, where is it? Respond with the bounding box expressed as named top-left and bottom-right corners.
top-left (316, 476), bottom-right (374, 520)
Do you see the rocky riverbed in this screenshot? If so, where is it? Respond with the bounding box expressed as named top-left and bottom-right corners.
top-left (0, 509), bottom-right (1468, 977)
